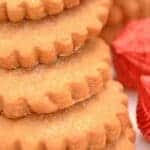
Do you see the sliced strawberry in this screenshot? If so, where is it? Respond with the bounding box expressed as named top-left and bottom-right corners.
top-left (112, 19), bottom-right (150, 89)
top-left (137, 76), bottom-right (150, 141)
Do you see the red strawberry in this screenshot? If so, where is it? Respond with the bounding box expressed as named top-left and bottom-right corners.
top-left (112, 19), bottom-right (150, 89)
top-left (137, 76), bottom-right (150, 141)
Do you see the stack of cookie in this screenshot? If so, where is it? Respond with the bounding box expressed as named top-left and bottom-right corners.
top-left (0, 0), bottom-right (135, 149)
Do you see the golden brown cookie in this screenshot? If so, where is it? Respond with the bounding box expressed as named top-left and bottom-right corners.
top-left (0, 80), bottom-right (135, 149)
top-left (0, 38), bottom-right (112, 119)
top-left (0, 0), bottom-right (111, 70)
top-left (108, 0), bottom-right (150, 25)
top-left (101, 0), bottom-right (150, 44)
top-left (101, 24), bottom-right (123, 44)
top-left (0, 0), bottom-right (81, 22)
top-left (106, 128), bottom-right (135, 150)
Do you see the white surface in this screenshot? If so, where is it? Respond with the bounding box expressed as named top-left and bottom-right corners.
top-left (128, 91), bottom-right (150, 150)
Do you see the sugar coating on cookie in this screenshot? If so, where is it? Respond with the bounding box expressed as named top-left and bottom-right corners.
top-left (0, 0), bottom-right (111, 70)
top-left (0, 38), bottom-right (112, 119)
top-left (0, 80), bottom-right (135, 149)
top-left (0, 0), bottom-right (81, 22)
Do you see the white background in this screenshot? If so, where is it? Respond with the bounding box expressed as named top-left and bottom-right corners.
top-left (128, 91), bottom-right (150, 149)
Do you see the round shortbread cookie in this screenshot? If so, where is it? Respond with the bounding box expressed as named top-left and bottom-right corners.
top-left (0, 80), bottom-right (135, 150)
top-left (108, 0), bottom-right (150, 25)
top-left (0, 38), bottom-right (112, 119)
top-left (101, 24), bottom-right (123, 44)
top-left (0, 0), bottom-right (111, 70)
top-left (106, 128), bottom-right (135, 150)
top-left (101, 0), bottom-right (150, 45)
top-left (0, 0), bottom-right (81, 22)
